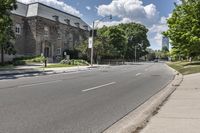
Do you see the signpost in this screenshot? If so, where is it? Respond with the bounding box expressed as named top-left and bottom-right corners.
top-left (88, 37), bottom-right (93, 49)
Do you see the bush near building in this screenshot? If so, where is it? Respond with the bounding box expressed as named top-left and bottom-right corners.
top-left (60, 59), bottom-right (89, 66)
top-left (13, 56), bottom-right (45, 65)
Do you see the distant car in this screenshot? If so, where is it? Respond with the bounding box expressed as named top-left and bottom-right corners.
top-left (154, 59), bottom-right (159, 62)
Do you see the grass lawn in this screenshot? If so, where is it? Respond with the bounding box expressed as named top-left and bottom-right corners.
top-left (0, 64), bottom-right (15, 70)
top-left (42, 64), bottom-right (77, 68)
top-left (167, 61), bottom-right (200, 75)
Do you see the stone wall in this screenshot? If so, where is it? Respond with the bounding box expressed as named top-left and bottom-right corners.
top-left (24, 17), bottom-right (37, 56)
top-left (10, 14), bottom-right (89, 62)
top-left (35, 16), bottom-right (89, 61)
top-left (11, 14), bottom-right (26, 56)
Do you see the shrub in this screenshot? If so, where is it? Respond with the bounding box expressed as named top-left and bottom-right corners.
top-left (13, 60), bottom-right (26, 66)
top-left (60, 59), bottom-right (89, 66)
top-left (13, 56), bottom-right (45, 64)
top-left (26, 56), bottom-right (45, 63)
top-left (60, 59), bottom-right (70, 64)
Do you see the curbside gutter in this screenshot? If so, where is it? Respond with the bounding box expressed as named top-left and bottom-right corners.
top-left (0, 68), bottom-right (91, 78)
top-left (103, 64), bottom-right (183, 133)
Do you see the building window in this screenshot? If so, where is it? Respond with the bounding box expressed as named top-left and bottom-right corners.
top-left (15, 24), bottom-right (21, 35)
top-left (44, 26), bottom-right (49, 37)
top-left (52, 15), bottom-right (59, 21)
top-left (79, 35), bottom-right (83, 42)
top-left (75, 22), bottom-right (80, 28)
top-left (64, 19), bottom-right (70, 25)
top-left (83, 25), bottom-right (88, 30)
top-left (58, 30), bottom-right (62, 39)
top-left (69, 33), bottom-right (73, 42)
top-left (56, 48), bottom-right (61, 55)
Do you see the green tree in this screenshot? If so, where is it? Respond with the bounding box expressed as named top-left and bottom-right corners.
top-left (119, 23), bottom-right (150, 60)
top-left (76, 26), bottom-right (115, 62)
top-left (76, 23), bottom-right (150, 62)
top-left (107, 26), bottom-right (127, 60)
top-left (0, 0), bottom-right (17, 64)
top-left (164, 0), bottom-right (200, 60)
top-left (146, 48), bottom-right (156, 61)
top-left (162, 46), bottom-right (169, 52)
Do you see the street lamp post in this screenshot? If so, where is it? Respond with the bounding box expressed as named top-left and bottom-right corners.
top-left (135, 45), bottom-right (137, 62)
top-left (90, 15), bottom-right (112, 67)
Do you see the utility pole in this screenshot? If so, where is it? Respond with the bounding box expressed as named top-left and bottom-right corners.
top-left (90, 21), bottom-right (94, 67)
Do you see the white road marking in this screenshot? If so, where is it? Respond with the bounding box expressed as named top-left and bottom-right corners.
top-left (82, 82), bottom-right (116, 92)
top-left (17, 80), bottom-right (62, 88)
top-left (136, 73), bottom-right (142, 76)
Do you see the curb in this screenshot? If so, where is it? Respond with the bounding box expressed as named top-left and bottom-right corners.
top-left (103, 65), bottom-right (183, 133)
top-left (0, 70), bottom-right (50, 76)
top-left (0, 68), bottom-right (91, 78)
top-left (0, 65), bottom-right (104, 77)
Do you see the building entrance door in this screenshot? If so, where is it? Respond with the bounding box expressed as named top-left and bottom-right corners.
top-left (44, 47), bottom-right (50, 57)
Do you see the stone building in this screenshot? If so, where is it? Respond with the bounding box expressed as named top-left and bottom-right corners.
top-left (10, 2), bottom-right (89, 62)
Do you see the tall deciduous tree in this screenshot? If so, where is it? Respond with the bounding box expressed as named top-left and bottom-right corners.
top-left (76, 23), bottom-right (150, 62)
top-left (164, 0), bottom-right (200, 60)
top-left (107, 26), bottom-right (127, 60)
top-left (0, 0), bottom-right (17, 64)
top-left (119, 23), bottom-right (150, 60)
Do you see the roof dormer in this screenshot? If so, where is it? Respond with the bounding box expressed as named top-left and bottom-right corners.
top-left (74, 22), bottom-right (80, 28)
top-left (64, 19), bottom-right (70, 25)
top-left (83, 25), bottom-right (88, 30)
top-left (52, 15), bottom-right (59, 21)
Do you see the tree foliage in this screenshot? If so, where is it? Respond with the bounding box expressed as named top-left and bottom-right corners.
top-left (0, 0), bottom-right (17, 64)
top-left (76, 23), bottom-right (150, 62)
top-left (119, 23), bottom-right (150, 60)
top-left (164, 0), bottom-right (200, 59)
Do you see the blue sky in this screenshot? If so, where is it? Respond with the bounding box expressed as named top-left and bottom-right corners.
top-left (18, 0), bottom-right (180, 50)
top-left (65, 0), bottom-right (176, 23)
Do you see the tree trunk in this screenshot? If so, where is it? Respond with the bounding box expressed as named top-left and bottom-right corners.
top-left (0, 45), bottom-right (4, 65)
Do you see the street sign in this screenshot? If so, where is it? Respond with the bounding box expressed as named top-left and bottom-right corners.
top-left (88, 37), bottom-right (93, 48)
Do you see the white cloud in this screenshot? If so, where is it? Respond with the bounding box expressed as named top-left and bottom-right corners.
top-left (148, 14), bottom-right (172, 46)
top-left (95, 18), bottom-right (132, 28)
top-left (176, 0), bottom-right (182, 5)
top-left (97, 0), bottom-right (159, 27)
top-left (96, 0), bottom-right (171, 49)
top-left (17, 0), bottom-right (82, 17)
top-left (86, 6), bottom-right (91, 10)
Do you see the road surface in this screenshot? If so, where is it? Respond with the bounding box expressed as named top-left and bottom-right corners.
top-left (0, 63), bottom-right (174, 133)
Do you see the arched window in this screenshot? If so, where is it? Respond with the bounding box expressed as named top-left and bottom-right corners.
top-left (15, 24), bottom-right (21, 35)
top-left (69, 33), bottom-right (73, 42)
top-left (44, 26), bottom-right (49, 37)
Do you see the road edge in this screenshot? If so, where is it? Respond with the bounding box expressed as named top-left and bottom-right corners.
top-left (103, 64), bottom-right (183, 133)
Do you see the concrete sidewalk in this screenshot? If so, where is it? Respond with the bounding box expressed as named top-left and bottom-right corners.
top-left (0, 64), bottom-right (105, 77)
top-left (140, 73), bottom-right (200, 133)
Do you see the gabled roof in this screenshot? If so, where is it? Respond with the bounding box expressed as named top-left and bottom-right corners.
top-left (11, 2), bottom-right (90, 30)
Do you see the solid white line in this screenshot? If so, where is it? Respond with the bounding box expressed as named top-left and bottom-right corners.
top-left (82, 82), bottom-right (116, 92)
top-left (136, 73), bottom-right (142, 76)
top-left (18, 80), bottom-right (62, 88)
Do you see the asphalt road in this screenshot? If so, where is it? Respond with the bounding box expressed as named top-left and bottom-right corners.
top-left (0, 63), bottom-right (174, 133)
